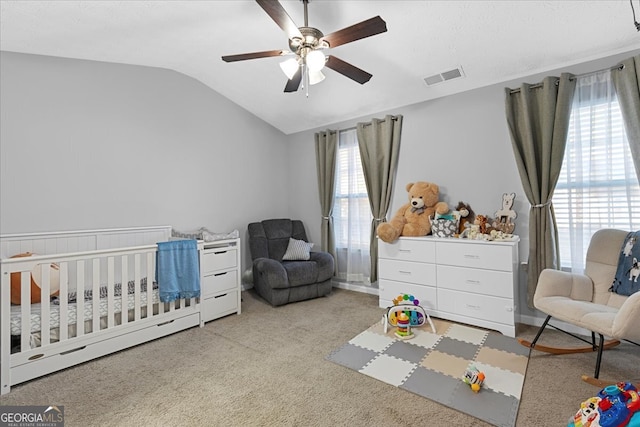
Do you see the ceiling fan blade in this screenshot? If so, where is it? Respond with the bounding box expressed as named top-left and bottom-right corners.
top-left (256, 0), bottom-right (303, 40)
top-left (320, 16), bottom-right (387, 48)
top-left (325, 55), bottom-right (372, 85)
top-left (284, 67), bottom-right (302, 93)
top-left (222, 49), bottom-right (288, 62)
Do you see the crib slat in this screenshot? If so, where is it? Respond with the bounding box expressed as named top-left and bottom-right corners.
top-left (76, 261), bottom-right (85, 337)
top-left (92, 258), bottom-right (100, 333)
top-left (134, 254), bottom-right (141, 320)
top-left (147, 252), bottom-right (156, 317)
top-left (58, 262), bottom-right (69, 341)
top-left (121, 255), bottom-right (128, 326)
top-left (40, 264), bottom-right (51, 347)
top-left (107, 257), bottom-right (115, 329)
top-left (20, 271), bottom-right (31, 352)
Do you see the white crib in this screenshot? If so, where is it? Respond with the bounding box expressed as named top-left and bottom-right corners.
top-left (0, 226), bottom-right (202, 395)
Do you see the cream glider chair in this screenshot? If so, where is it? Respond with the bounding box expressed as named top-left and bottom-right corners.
top-left (521, 229), bottom-right (640, 381)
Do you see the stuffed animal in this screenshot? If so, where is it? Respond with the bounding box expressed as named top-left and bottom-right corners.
top-left (475, 214), bottom-right (490, 235)
top-left (377, 181), bottom-right (449, 243)
top-left (455, 201), bottom-right (475, 235)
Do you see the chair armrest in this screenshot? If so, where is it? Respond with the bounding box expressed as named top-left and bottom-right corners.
top-left (534, 269), bottom-right (593, 306)
top-left (252, 258), bottom-right (289, 289)
top-left (309, 251), bottom-right (335, 282)
top-left (612, 291), bottom-right (640, 343)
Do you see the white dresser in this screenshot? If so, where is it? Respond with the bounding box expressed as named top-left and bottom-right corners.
top-left (378, 236), bottom-right (520, 337)
top-left (200, 238), bottom-right (241, 325)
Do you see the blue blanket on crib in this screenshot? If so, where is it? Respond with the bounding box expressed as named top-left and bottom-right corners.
top-left (156, 240), bottom-right (200, 303)
top-left (610, 231), bottom-right (640, 296)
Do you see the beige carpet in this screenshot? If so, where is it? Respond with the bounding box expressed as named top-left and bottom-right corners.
top-left (0, 288), bottom-right (638, 426)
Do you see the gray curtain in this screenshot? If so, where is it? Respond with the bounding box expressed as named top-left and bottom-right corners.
top-left (356, 115), bottom-right (403, 284)
top-left (611, 54), bottom-right (640, 182)
top-left (314, 130), bottom-right (337, 267)
top-left (505, 74), bottom-right (576, 307)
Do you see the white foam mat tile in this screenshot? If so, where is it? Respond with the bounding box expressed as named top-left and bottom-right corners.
top-left (445, 324), bottom-right (488, 345)
top-left (473, 361), bottom-right (525, 399)
top-left (360, 353), bottom-right (417, 387)
top-left (349, 330), bottom-right (395, 353)
top-left (408, 329), bottom-right (442, 349)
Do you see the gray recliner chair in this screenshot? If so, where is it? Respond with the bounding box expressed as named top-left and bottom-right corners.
top-left (248, 219), bottom-right (334, 306)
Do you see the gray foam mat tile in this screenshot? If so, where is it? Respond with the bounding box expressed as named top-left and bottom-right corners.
top-left (384, 340), bottom-right (431, 364)
top-left (326, 343), bottom-right (378, 371)
top-left (449, 381), bottom-right (520, 427)
top-left (400, 365), bottom-right (461, 402)
top-left (432, 336), bottom-right (481, 360)
top-left (483, 333), bottom-right (531, 357)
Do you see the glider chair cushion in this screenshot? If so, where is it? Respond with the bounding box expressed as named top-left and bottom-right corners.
top-left (530, 228), bottom-right (640, 378)
top-left (248, 219), bottom-right (334, 306)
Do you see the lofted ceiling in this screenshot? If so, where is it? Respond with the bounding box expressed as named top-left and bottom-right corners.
top-left (1, 0), bottom-right (639, 135)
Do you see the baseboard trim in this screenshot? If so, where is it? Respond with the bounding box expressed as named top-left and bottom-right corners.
top-left (332, 281), bottom-right (379, 296)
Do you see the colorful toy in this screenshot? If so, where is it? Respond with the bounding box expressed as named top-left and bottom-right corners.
top-left (382, 293), bottom-right (436, 335)
top-left (463, 365), bottom-right (485, 393)
top-left (568, 382), bottom-right (640, 427)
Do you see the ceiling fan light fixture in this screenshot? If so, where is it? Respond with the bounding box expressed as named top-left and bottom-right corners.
top-left (306, 49), bottom-right (326, 72)
top-left (309, 69), bottom-right (325, 85)
top-left (280, 58), bottom-right (300, 79)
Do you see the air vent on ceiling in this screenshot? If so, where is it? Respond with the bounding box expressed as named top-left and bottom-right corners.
top-left (423, 66), bottom-right (465, 86)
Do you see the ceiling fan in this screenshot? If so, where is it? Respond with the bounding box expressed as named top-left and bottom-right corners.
top-left (221, 0), bottom-right (387, 95)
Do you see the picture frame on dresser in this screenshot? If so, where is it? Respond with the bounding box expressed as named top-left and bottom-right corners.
top-left (378, 236), bottom-right (520, 337)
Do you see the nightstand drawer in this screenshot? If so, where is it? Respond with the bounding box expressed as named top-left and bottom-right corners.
top-left (437, 288), bottom-right (514, 325)
top-left (202, 248), bottom-right (237, 273)
top-left (378, 238), bottom-right (435, 263)
top-left (202, 269), bottom-right (238, 296)
top-left (437, 265), bottom-right (513, 298)
top-left (202, 291), bottom-right (238, 323)
top-left (379, 258), bottom-right (436, 285)
top-left (436, 241), bottom-right (513, 271)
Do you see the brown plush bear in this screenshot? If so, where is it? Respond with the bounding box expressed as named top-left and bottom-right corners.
top-left (377, 181), bottom-right (449, 243)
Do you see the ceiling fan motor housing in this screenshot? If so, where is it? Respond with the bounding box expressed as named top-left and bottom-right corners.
top-left (290, 27), bottom-right (328, 56)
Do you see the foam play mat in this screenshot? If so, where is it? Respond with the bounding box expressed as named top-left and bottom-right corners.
top-left (327, 318), bottom-right (530, 427)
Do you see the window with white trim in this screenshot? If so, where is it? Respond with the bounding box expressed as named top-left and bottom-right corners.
top-left (333, 128), bottom-right (372, 283)
top-left (553, 70), bottom-right (640, 272)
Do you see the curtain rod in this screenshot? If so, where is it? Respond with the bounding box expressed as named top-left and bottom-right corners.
top-left (508, 62), bottom-right (625, 94)
top-left (340, 116), bottom-right (400, 132)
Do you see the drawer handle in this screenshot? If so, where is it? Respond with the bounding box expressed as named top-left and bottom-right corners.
top-left (465, 279), bottom-right (481, 284)
top-left (398, 270), bottom-right (412, 275)
top-left (398, 249), bottom-right (411, 253)
top-left (214, 294), bottom-right (228, 299)
top-left (214, 272), bottom-right (228, 277)
top-left (465, 304), bottom-right (481, 310)
top-left (464, 254), bottom-right (480, 259)
top-left (214, 251), bottom-right (228, 255)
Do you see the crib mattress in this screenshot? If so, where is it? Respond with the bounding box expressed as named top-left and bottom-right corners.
top-left (10, 290), bottom-right (160, 335)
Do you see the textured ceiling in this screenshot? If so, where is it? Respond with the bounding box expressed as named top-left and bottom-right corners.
top-left (1, 1), bottom-right (639, 134)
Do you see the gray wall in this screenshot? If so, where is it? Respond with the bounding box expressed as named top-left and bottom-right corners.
top-left (0, 51), bottom-right (289, 270)
top-left (287, 48), bottom-right (640, 322)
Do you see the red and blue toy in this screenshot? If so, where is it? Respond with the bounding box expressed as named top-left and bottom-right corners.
top-left (382, 293), bottom-right (436, 336)
top-left (569, 382), bottom-right (640, 427)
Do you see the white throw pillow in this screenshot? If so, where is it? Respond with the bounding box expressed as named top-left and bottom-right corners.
top-left (282, 238), bottom-right (314, 261)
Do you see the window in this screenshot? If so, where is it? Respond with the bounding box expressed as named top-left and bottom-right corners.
top-left (553, 71), bottom-right (640, 272)
top-left (333, 128), bottom-right (372, 283)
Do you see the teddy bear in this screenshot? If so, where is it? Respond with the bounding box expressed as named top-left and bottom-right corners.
top-left (377, 181), bottom-right (449, 243)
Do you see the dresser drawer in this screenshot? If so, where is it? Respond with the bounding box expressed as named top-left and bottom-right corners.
top-left (379, 279), bottom-right (437, 311)
top-left (202, 269), bottom-right (238, 297)
top-left (379, 258), bottom-right (436, 285)
top-left (202, 248), bottom-right (237, 273)
top-left (437, 265), bottom-right (513, 298)
top-left (436, 241), bottom-right (513, 271)
top-left (437, 288), bottom-right (515, 325)
top-left (378, 238), bottom-right (435, 263)
top-left (201, 290), bottom-right (238, 323)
